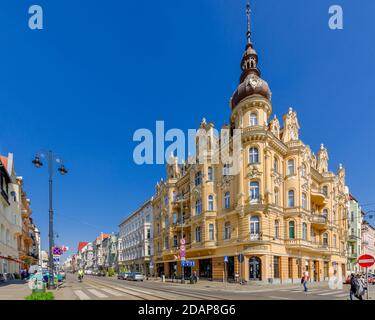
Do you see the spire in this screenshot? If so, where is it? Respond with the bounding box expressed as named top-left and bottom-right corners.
top-left (246, 0), bottom-right (252, 45)
top-left (240, 0), bottom-right (260, 82)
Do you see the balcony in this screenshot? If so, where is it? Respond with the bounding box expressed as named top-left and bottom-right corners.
top-left (311, 214), bottom-right (328, 230)
top-left (347, 235), bottom-right (358, 242)
top-left (311, 188), bottom-right (327, 206)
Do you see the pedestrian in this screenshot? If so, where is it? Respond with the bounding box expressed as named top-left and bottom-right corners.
top-left (349, 273), bottom-right (358, 300)
top-left (301, 267), bottom-right (309, 292)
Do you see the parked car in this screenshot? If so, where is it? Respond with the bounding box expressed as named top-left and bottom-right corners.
top-left (0, 273), bottom-right (5, 282)
top-left (85, 270), bottom-right (93, 275)
top-left (118, 272), bottom-right (131, 280)
top-left (127, 272), bottom-right (144, 281)
top-left (98, 270), bottom-right (106, 276)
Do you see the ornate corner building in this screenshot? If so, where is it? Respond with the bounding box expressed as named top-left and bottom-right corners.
top-left (152, 3), bottom-right (348, 284)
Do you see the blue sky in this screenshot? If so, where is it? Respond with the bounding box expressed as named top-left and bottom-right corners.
top-left (0, 0), bottom-right (374, 261)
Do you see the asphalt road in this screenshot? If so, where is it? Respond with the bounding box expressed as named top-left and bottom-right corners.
top-left (58, 274), bottom-right (374, 300)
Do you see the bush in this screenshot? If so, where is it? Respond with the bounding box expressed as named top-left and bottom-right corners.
top-left (107, 268), bottom-right (115, 277)
top-left (25, 292), bottom-right (55, 300)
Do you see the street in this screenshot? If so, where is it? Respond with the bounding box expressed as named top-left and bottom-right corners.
top-left (36, 274), bottom-right (374, 300)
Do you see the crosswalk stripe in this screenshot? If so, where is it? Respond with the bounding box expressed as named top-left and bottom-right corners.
top-left (99, 287), bottom-right (123, 297)
top-left (74, 290), bottom-right (91, 300)
top-left (87, 289), bottom-right (108, 298)
top-left (317, 291), bottom-right (344, 296)
top-left (334, 293), bottom-right (349, 298)
top-left (114, 286), bottom-right (154, 296)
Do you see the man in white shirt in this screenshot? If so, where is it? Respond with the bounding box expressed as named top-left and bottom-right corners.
top-left (302, 267), bottom-right (309, 292)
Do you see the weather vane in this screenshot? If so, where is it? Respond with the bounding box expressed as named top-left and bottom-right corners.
top-left (246, 1), bottom-right (252, 44)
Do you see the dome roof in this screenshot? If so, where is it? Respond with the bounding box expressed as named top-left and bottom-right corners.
top-left (231, 74), bottom-right (271, 108)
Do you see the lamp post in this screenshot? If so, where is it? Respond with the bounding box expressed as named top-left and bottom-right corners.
top-left (174, 192), bottom-right (188, 284)
top-left (32, 150), bottom-right (68, 289)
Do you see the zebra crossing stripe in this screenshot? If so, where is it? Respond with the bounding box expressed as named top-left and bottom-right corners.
top-left (99, 287), bottom-right (123, 297)
top-left (334, 293), bottom-right (350, 298)
top-left (317, 291), bottom-right (344, 296)
top-left (87, 289), bottom-right (108, 298)
top-left (74, 290), bottom-right (91, 300)
top-left (115, 286), bottom-right (154, 296)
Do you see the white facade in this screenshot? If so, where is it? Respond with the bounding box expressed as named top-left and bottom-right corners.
top-left (0, 153), bottom-right (22, 274)
top-left (118, 198), bottom-right (153, 274)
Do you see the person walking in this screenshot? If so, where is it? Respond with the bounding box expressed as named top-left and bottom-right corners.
top-left (302, 267), bottom-right (309, 292)
top-left (349, 273), bottom-right (358, 300)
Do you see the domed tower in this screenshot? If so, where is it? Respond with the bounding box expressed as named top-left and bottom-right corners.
top-left (230, 1), bottom-right (272, 130)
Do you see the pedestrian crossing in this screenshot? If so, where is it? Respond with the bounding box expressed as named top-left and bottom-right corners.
top-left (72, 286), bottom-right (142, 300)
top-left (276, 287), bottom-right (350, 299)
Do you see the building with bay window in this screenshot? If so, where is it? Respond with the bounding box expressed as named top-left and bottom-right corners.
top-left (151, 3), bottom-right (348, 284)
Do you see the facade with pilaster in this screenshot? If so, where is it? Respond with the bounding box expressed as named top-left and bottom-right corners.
top-left (152, 4), bottom-right (348, 284)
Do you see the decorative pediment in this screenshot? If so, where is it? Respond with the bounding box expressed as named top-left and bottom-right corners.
top-left (216, 175), bottom-right (234, 190)
top-left (247, 165), bottom-right (262, 179)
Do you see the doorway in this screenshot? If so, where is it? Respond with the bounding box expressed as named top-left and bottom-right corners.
top-left (249, 256), bottom-right (261, 280)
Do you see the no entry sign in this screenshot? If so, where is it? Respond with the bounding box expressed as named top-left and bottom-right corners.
top-left (358, 254), bottom-right (375, 268)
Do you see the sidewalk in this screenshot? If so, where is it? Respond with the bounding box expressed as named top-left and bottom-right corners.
top-left (0, 280), bottom-right (30, 300)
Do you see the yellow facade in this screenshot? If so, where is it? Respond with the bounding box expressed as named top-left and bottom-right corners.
top-left (152, 7), bottom-right (348, 284)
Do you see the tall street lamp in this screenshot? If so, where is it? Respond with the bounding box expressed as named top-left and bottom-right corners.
top-left (32, 150), bottom-right (68, 289)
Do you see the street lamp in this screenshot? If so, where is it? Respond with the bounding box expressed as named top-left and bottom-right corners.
top-left (32, 150), bottom-right (68, 289)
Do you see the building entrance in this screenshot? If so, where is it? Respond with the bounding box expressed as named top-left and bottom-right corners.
top-left (249, 256), bottom-right (261, 280)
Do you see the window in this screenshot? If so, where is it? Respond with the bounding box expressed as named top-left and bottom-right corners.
top-left (164, 196), bottom-right (169, 206)
top-left (288, 190), bottom-right (295, 208)
top-left (302, 193), bottom-right (307, 209)
top-left (224, 192), bottom-right (230, 209)
top-left (302, 223), bottom-right (307, 240)
top-left (274, 188), bottom-right (279, 205)
top-left (224, 222), bottom-right (231, 240)
top-left (273, 256), bottom-right (280, 278)
top-left (208, 167), bottom-right (213, 181)
top-left (173, 235), bottom-right (178, 247)
top-left (289, 221), bottom-right (295, 239)
top-left (323, 233), bottom-right (328, 247)
top-left (249, 181), bottom-right (260, 202)
top-left (250, 216), bottom-right (260, 240)
top-left (223, 163), bottom-right (230, 176)
top-left (147, 245), bottom-right (151, 256)
top-left (146, 228), bottom-right (151, 240)
top-left (172, 212), bottom-right (178, 224)
top-left (351, 212), bottom-right (354, 222)
top-left (301, 164), bottom-right (306, 177)
top-left (208, 195), bottom-right (214, 211)
top-left (208, 224), bottom-right (214, 241)
top-left (164, 216), bottom-right (169, 227)
top-left (249, 147), bottom-right (259, 164)
top-left (195, 226), bottom-right (201, 242)
top-left (273, 157), bottom-right (278, 172)
top-left (195, 171), bottom-right (202, 186)
top-left (250, 112), bottom-right (258, 126)
top-left (145, 214), bottom-right (150, 223)
top-left (274, 220), bottom-right (280, 239)
top-left (287, 159), bottom-right (295, 175)
top-left (322, 186), bottom-right (328, 197)
top-left (164, 236), bottom-right (169, 249)
top-left (195, 199), bottom-right (202, 215)
top-left (323, 209), bottom-right (328, 221)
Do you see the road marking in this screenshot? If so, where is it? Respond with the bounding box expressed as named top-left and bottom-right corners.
top-left (317, 291), bottom-right (344, 296)
top-left (268, 296), bottom-right (290, 300)
top-left (99, 287), bottom-right (123, 297)
top-left (87, 289), bottom-right (108, 298)
top-left (334, 293), bottom-right (349, 298)
top-left (74, 290), bottom-right (91, 300)
top-left (113, 286), bottom-right (153, 296)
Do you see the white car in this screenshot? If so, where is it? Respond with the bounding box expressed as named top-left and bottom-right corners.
top-left (127, 272), bottom-right (144, 281)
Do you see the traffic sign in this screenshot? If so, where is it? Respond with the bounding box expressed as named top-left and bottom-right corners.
top-left (181, 260), bottom-right (195, 267)
top-left (180, 245), bottom-right (186, 252)
top-left (224, 256), bottom-right (228, 263)
top-left (358, 254), bottom-right (375, 268)
top-left (180, 238), bottom-right (186, 245)
top-left (238, 254), bottom-right (244, 263)
top-left (52, 246), bottom-right (63, 256)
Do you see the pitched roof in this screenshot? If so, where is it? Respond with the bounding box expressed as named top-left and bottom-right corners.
top-left (77, 242), bottom-right (88, 252)
top-left (0, 156), bottom-right (8, 170)
top-left (96, 234), bottom-right (110, 241)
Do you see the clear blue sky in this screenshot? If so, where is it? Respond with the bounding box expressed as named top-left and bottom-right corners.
top-left (1, 0), bottom-right (374, 261)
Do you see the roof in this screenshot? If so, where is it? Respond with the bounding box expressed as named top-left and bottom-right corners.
top-left (0, 156), bottom-right (8, 170)
top-left (349, 194), bottom-right (359, 203)
top-left (96, 234), bottom-right (110, 241)
top-left (77, 242), bottom-right (88, 252)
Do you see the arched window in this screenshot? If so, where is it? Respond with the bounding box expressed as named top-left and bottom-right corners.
top-left (224, 222), bottom-right (231, 240)
top-left (249, 181), bottom-right (260, 203)
top-left (288, 221), bottom-right (295, 239)
top-left (249, 147), bottom-right (259, 164)
top-left (173, 235), bottom-right (178, 247)
top-left (208, 167), bottom-right (213, 181)
top-left (301, 164), bottom-right (306, 177)
top-left (250, 112), bottom-right (258, 126)
top-left (195, 199), bottom-right (202, 215)
top-left (223, 163), bottom-right (230, 176)
top-left (274, 220), bottom-right (280, 239)
top-left (208, 195), bottom-right (214, 211)
top-left (288, 190), bottom-right (295, 208)
top-left (287, 159), bottom-right (295, 175)
top-left (273, 157), bottom-right (278, 172)
top-left (274, 188), bottom-right (279, 205)
top-left (250, 216), bottom-right (260, 240)
top-left (224, 192), bottom-right (230, 209)
top-left (302, 223), bottom-right (307, 240)
top-left (172, 212), bottom-right (178, 224)
top-left (323, 233), bottom-right (329, 246)
top-left (302, 193), bottom-right (307, 209)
